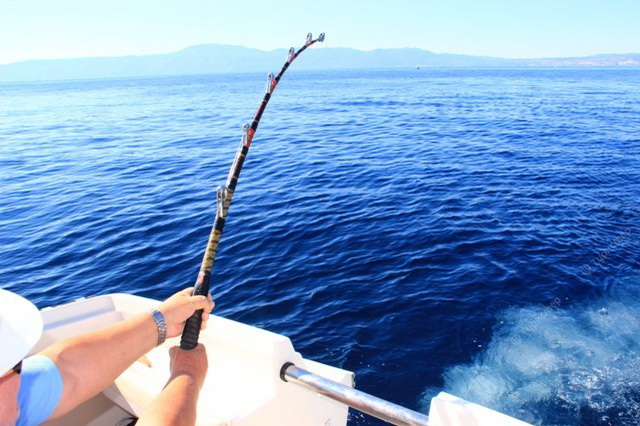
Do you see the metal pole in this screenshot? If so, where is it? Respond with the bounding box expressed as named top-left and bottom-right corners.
top-left (280, 363), bottom-right (429, 426)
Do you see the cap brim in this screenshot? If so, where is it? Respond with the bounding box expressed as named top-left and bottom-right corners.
top-left (0, 289), bottom-right (43, 374)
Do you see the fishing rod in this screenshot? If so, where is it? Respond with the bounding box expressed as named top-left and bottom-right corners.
top-left (180, 32), bottom-right (325, 350)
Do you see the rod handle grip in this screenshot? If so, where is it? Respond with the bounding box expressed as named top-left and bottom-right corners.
top-left (180, 309), bottom-right (204, 350)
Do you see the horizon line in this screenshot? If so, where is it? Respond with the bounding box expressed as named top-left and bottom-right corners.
top-left (2, 44), bottom-right (639, 66)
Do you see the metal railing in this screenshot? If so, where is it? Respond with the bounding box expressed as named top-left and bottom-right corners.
top-left (280, 363), bottom-right (429, 426)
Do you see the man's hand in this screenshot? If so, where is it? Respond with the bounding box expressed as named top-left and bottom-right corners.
top-left (43, 290), bottom-right (214, 422)
top-left (169, 345), bottom-right (209, 390)
top-left (136, 345), bottom-right (209, 426)
top-left (157, 288), bottom-right (215, 338)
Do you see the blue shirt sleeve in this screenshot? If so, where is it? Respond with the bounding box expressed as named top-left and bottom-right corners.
top-left (17, 355), bottom-right (63, 426)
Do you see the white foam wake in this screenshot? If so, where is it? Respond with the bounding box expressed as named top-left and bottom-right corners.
top-left (423, 288), bottom-right (640, 425)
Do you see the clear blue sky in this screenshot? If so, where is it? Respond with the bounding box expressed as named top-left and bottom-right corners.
top-left (1, 0), bottom-right (638, 64)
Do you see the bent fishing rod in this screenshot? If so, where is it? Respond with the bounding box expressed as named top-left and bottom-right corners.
top-left (180, 32), bottom-right (325, 350)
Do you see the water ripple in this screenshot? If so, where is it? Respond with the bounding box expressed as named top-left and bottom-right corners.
top-left (1, 69), bottom-right (639, 424)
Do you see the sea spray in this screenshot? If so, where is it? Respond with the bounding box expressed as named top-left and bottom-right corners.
top-left (422, 287), bottom-right (640, 425)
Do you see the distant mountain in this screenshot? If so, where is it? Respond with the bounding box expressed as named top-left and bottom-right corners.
top-left (1, 46), bottom-right (639, 82)
top-left (514, 53), bottom-right (640, 68)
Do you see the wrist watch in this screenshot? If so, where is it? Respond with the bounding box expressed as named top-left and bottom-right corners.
top-left (149, 308), bottom-right (167, 346)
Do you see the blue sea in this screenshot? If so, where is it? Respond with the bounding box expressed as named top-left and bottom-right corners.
top-left (1, 68), bottom-right (639, 425)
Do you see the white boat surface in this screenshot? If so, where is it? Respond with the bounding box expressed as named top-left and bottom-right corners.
top-left (33, 294), bottom-right (531, 425)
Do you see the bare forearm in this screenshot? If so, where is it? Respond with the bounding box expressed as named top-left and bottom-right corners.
top-left (137, 375), bottom-right (200, 426)
top-left (43, 312), bottom-right (158, 417)
top-left (39, 289), bottom-right (213, 420)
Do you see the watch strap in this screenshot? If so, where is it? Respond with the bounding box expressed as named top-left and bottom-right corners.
top-left (149, 308), bottom-right (167, 346)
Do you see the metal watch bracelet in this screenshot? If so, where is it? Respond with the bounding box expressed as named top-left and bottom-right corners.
top-left (149, 308), bottom-right (167, 346)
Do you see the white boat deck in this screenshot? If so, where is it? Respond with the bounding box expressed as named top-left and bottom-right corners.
top-left (37, 294), bottom-right (531, 426)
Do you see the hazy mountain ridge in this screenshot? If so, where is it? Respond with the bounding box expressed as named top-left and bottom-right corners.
top-left (1, 46), bottom-right (639, 82)
top-left (514, 53), bottom-right (640, 68)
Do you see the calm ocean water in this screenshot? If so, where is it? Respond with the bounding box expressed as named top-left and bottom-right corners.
top-left (1, 69), bottom-right (639, 425)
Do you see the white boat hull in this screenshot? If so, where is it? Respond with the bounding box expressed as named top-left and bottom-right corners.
top-left (36, 294), bottom-right (352, 426)
top-left (36, 294), bottom-right (531, 425)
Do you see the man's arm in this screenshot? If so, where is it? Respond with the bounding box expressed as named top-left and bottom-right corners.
top-left (137, 345), bottom-right (208, 426)
top-left (40, 288), bottom-right (214, 419)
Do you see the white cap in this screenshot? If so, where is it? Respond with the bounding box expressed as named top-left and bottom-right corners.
top-left (0, 289), bottom-right (43, 374)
